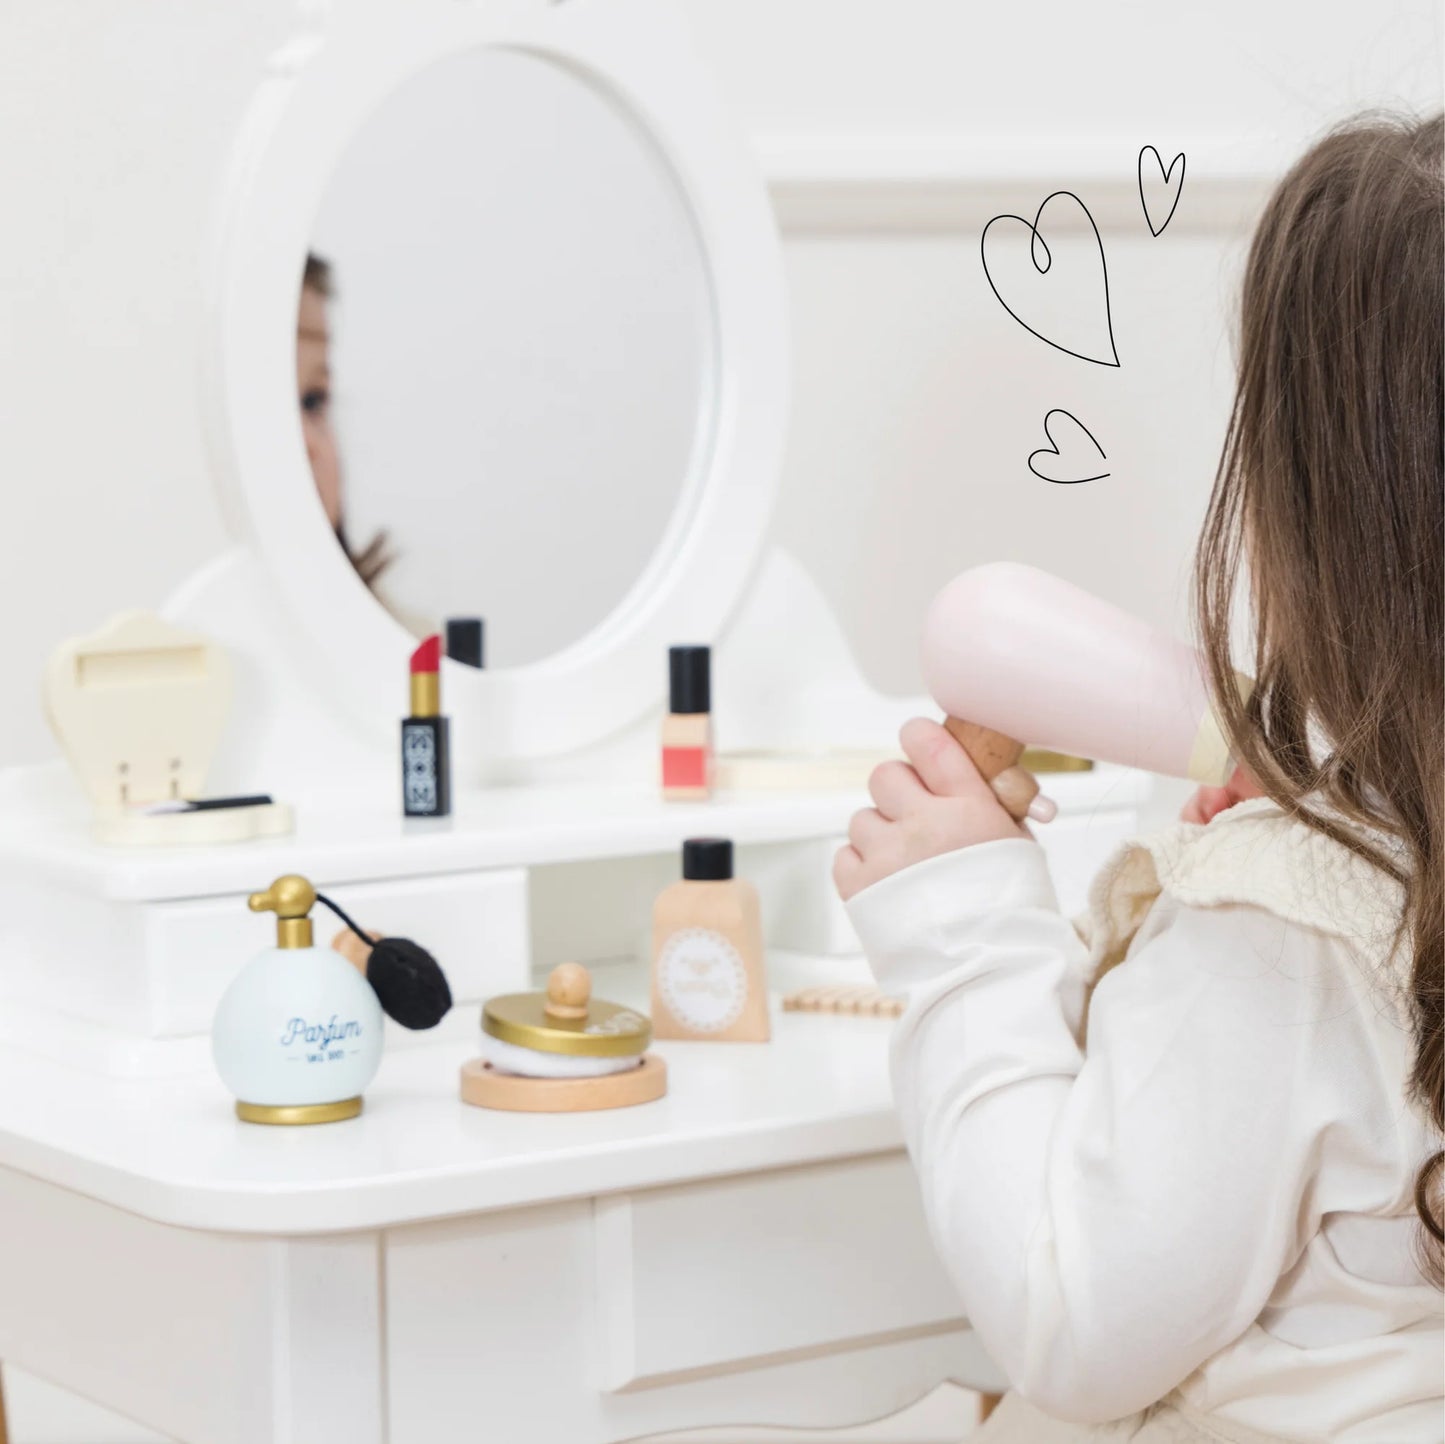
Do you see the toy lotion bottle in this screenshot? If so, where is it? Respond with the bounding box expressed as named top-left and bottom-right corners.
top-left (661, 645), bottom-right (712, 800)
top-left (212, 874), bottom-right (385, 1124)
top-left (651, 838), bottom-right (769, 1041)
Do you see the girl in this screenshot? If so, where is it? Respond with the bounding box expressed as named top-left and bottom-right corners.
top-left (835, 114), bottom-right (1443, 1442)
top-left (299, 255), bottom-right (436, 636)
top-left (298, 253), bottom-right (396, 592)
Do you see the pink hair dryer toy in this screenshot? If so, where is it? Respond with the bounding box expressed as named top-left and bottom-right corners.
top-left (921, 563), bottom-right (1242, 823)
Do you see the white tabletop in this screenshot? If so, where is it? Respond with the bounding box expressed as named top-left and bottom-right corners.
top-left (0, 961), bottom-right (903, 1235)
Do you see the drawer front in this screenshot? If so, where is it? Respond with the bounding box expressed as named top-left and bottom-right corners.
top-left (147, 867), bottom-right (529, 1036)
top-left (598, 1153), bottom-right (964, 1390)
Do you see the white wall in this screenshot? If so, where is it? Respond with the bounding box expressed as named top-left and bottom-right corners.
top-left (0, 1), bottom-right (1439, 1439)
top-left (678, 0), bottom-right (1443, 695)
top-left (0, 0), bottom-right (295, 770)
top-left (684, 0), bottom-right (1441, 142)
top-left (3, 0), bottom-right (1439, 766)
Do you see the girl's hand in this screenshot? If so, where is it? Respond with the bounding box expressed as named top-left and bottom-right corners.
top-left (833, 718), bottom-right (1026, 902)
top-left (1179, 764), bottom-right (1264, 825)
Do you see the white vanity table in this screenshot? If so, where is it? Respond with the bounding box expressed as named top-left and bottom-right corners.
top-left (0, 2), bottom-right (1149, 1439)
top-left (0, 769), bottom-right (1148, 1444)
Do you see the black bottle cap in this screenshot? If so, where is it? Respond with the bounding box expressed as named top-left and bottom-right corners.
top-left (669, 645), bottom-right (710, 714)
top-left (446, 618), bottom-right (485, 669)
top-left (682, 837), bottom-right (733, 881)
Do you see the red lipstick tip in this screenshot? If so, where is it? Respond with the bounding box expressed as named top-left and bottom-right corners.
top-left (410, 635), bottom-right (441, 674)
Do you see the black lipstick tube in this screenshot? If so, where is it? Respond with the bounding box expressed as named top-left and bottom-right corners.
top-left (402, 643), bottom-right (451, 818)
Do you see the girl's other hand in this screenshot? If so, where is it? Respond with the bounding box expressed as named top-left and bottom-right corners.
top-left (833, 718), bottom-right (1026, 902)
top-left (1179, 764), bottom-right (1265, 825)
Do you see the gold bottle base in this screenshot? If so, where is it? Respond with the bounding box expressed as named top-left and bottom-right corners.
top-left (235, 1097), bottom-right (363, 1126)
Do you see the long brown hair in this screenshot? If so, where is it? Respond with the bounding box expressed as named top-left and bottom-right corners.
top-left (1195, 113), bottom-right (1444, 1280)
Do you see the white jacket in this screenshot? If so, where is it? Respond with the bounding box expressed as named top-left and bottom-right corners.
top-left (847, 799), bottom-right (1441, 1443)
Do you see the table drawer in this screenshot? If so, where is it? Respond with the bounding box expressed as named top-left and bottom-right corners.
top-left (597, 1153), bottom-right (964, 1390)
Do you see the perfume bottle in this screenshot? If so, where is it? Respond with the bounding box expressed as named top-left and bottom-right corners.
top-left (212, 874), bottom-right (385, 1125)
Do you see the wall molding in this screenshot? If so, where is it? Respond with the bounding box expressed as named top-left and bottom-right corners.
top-left (758, 136), bottom-right (1280, 234)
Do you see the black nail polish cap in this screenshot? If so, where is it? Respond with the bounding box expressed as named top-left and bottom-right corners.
top-left (682, 837), bottom-right (732, 881)
top-left (669, 645), bottom-right (710, 714)
top-left (446, 618), bottom-right (485, 669)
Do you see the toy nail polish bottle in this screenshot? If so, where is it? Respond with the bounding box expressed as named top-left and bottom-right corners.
top-left (661, 645), bottom-right (713, 800)
top-left (212, 874), bottom-right (385, 1124)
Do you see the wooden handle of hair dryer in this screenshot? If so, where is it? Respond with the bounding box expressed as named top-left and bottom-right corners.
top-left (943, 717), bottom-right (1041, 822)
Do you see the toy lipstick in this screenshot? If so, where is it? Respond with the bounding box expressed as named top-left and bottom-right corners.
top-left (401, 634), bottom-right (451, 818)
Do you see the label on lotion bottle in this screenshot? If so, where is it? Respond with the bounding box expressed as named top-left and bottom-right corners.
top-left (654, 928), bottom-right (749, 1033)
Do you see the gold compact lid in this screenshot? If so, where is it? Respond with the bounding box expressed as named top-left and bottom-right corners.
top-left (483, 963), bottom-right (651, 1059)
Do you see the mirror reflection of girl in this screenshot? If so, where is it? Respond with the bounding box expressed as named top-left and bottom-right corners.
top-left (836, 114), bottom-right (1442, 1442)
top-left (298, 254), bottom-right (430, 637)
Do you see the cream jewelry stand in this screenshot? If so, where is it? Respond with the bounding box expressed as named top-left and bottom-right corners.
top-left (0, 0), bottom-right (1150, 1438)
top-left (42, 609), bottom-right (293, 846)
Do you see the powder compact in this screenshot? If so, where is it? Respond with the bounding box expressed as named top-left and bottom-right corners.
top-left (460, 963), bottom-right (667, 1112)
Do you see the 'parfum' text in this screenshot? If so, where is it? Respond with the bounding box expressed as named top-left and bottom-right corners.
top-left (280, 1016), bottom-right (362, 1049)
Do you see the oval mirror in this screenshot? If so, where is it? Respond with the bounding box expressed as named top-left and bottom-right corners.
top-left (207, 0), bottom-right (787, 762)
top-left (302, 46), bottom-right (715, 667)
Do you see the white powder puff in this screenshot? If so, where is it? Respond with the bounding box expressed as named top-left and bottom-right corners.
top-left (476, 1031), bottom-right (644, 1079)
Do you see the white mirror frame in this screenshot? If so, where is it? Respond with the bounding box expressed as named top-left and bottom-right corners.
top-left (204, 0), bottom-right (788, 762)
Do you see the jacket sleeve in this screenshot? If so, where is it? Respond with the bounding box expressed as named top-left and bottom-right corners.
top-left (847, 838), bottom-right (1349, 1423)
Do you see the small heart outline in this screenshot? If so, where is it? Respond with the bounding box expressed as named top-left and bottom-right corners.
top-left (980, 190), bottom-right (1120, 368)
top-left (1028, 408), bottom-right (1110, 485)
top-left (1138, 146), bottom-right (1186, 237)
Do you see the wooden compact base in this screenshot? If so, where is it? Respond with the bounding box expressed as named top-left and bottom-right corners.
top-left (459, 1055), bottom-right (667, 1113)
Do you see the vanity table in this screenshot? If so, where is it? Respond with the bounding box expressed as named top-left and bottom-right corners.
top-left (0, 2), bottom-right (1150, 1439)
top-left (0, 762), bottom-right (1149, 1444)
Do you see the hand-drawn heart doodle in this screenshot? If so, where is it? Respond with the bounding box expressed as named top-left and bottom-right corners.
top-left (1138, 146), bottom-right (1185, 237)
top-left (1028, 409), bottom-right (1110, 485)
top-left (981, 191), bottom-right (1119, 367)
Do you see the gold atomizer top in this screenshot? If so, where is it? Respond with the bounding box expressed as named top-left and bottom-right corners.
top-left (483, 963), bottom-right (651, 1059)
top-left (248, 873), bottom-right (317, 950)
